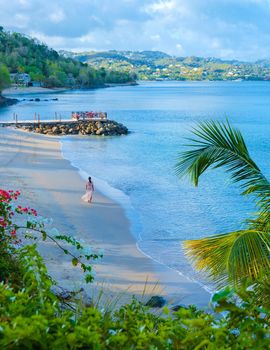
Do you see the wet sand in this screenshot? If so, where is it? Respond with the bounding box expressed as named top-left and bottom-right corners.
top-left (0, 127), bottom-right (211, 307)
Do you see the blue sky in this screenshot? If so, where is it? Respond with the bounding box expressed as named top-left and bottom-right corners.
top-left (1, 0), bottom-right (270, 60)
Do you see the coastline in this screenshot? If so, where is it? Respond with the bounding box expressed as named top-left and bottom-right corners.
top-left (0, 127), bottom-right (211, 308)
top-left (2, 86), bottom-right (69, 96)
top-left (0, 94), bottom-right (18, 107)
top-left (104, 82), bottom-right (138, 87)
top-left (2, 82), bottom-right (138, 97)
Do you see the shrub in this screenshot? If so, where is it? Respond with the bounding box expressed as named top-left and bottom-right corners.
top-left (1, 190), bottom-right (270, 349)
top-left (1, 258), bottom-right (270, 349)
top-left (0, 189), bottom-right (102, 285)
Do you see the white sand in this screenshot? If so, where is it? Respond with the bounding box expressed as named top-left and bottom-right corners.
top-left (0, 127), bottom-right (211, 308)
top-left (2, 87), bottom-right (68, 95)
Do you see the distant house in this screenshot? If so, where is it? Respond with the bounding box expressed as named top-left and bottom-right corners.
top-left (9, 73), bottom-right (17, 82)
top-left (28, 81), bottom-right (43, 87)
top-left (10, 73), bottom-right (43, 87)
top-left (10, 73), bottom-right (31, 85)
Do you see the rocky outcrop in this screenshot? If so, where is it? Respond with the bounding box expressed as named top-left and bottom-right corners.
top-left (10, 120), bottom-right (128, 136)
top-left (0, 94), bottom-right (18, 107)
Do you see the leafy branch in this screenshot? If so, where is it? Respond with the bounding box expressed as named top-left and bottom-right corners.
top-left (176, 120), bottom-right (270, 288)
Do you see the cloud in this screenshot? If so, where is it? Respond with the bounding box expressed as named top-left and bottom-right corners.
top-left (48, 8), bottom-right (66, 24)
top-left (146, 0), bottom-right (177, 13)
top-left (1, 0), bottom-right (270, 60)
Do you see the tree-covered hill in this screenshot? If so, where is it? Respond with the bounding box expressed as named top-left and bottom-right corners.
top-left (0, 27), bottom-right (136, 92)
top-left (62, 49), bottom-right (270, 81)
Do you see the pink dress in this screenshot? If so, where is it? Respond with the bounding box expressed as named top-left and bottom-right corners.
top-left (81, 181), bottom-right (94, 202)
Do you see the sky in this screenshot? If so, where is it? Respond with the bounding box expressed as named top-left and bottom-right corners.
top-left (1, 0), bottom-right (270, 60)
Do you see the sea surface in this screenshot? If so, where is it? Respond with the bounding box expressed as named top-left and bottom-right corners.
top-left (2, 81), bottom-right (270, 291)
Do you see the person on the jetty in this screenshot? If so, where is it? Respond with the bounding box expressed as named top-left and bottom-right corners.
top-left (82, 177), bottom-right (94, 203)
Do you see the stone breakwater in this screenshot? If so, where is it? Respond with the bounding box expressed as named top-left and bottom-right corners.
top-left (3, 120), bottom-right (128, 136)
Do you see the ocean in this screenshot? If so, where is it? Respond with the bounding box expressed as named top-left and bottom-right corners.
top-left (2, 80), bottom-right (270, 290)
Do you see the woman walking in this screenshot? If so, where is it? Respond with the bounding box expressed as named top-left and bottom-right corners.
top-left (82, 177), bottom-right (94, 203)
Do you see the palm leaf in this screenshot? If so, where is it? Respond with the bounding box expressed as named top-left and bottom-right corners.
top-left (176, 120), bottom-right (270, 287)
top-left (175, 120), bottom-right (270, 215)
top-left (184, 229), bottom-right (270, 287)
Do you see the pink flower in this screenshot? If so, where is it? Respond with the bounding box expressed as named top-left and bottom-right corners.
top-left (10, 229), bottom-right (16, 236)
top-left (0, 189), bottom-right (11, 201)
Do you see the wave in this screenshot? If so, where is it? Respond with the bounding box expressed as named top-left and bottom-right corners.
top-left (59, 138), bottom-right (143, 241)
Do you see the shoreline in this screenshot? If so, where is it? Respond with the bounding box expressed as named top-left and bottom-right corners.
top-left (0, 94), bottom-right (18, 107)
top-left (66, 153), bottom-right (213, 297)
top-left (2, 86), bottom-right (69, 96)
top-left (0, 127), bottom-right (211, 308)
top-left (2, 82), bottom-right (138, 97)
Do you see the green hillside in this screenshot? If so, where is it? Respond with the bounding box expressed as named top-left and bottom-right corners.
top-left (0, 27), bottom-right (136, 92)
top-left (62, 49), bottom-right (270, 81)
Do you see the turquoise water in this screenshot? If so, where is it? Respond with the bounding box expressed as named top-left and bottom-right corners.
top-left (2, 81), bottom-right (270, 289)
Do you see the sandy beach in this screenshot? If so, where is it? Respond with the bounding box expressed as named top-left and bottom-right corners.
top-left (0, 127), bottom-right (211, 308)
top-left (2, 86), bottom-right (68, 96)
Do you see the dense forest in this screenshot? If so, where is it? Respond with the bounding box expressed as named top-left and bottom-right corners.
top-left (63, 49), bottom-right (270, 81)
top-left (0, 27), bottom-right (136, 92)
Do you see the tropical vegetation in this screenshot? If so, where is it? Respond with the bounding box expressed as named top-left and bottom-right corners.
top-left (2, 122), bottom-right (270, 348)
top-left (0, 64), bottom-right (10, 91)
top-left (0, 27), bottom-right (136, 91)
top-left (176, 120), bottom-right (270, 297)
top-left (64, 49), bottom-right (270, 81)
top-left (1, 188), bottom-right (270, 348)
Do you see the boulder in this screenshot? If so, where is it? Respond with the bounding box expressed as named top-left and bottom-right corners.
top-left (145, 296), bottom-right (166, 308)
top-left (95, 128), bottom-right (104, 135)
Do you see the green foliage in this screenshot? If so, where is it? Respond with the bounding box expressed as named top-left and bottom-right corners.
top-left (67, 50), bottom-right (270, 81)
top-left (0, 245), bottom-right (23, 289)
top-left (0, 64), bottom-right (10, 91)
top-left (1, 247), bottom-right (270, 349)
top-left (1, 191), bottom-right (270, 347)
top-left (184, 229), bottom-right (270, 288)
top-left (0, 28), bottom-right (136, 89)
top-left (175, 120), bottom-right (268, 203)
top-left (0, 189), bottom-right (102, 284)
top-left (176, 120), bottom-right (270, 290)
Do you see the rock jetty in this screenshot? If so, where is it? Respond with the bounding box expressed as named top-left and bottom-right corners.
top-left (10, 120), bottom-right (128, 136)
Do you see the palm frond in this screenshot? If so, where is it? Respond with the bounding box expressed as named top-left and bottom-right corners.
top-left (175, 120), bottom-right (270, 214)
top-left (184, 229), bottom-right (270, 287)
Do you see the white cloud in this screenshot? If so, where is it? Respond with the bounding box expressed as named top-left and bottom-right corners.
top-left (1, 0), bottom-right (270, 60)
top-left (150, 34), bottom-right (161, 41)
top-left (78, 33), bottom-right (95, 44)
top-left (48, 8), bottom-right (66, 23)
top-left (29, 31), bottom-right (66, 47)
top-left (18, 0), bottom-right (29, 6)
top-left (147, 0), bottom-right (176, 12)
